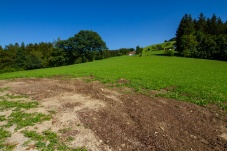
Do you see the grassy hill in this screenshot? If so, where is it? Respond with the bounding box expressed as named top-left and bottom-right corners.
top-left (1, 55), bottom-right (227, 109)
top-left (142, 41), bottom-right (176, 56)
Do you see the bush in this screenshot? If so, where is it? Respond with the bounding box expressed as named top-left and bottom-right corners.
top-left (164, 50), bottom-right (174, 56)
top-left (75, 57), bottom-right (82, 64)
top-left (0, 68), bottom-right (18, 74)
top-left (156, 45), bottom-right (164, 50)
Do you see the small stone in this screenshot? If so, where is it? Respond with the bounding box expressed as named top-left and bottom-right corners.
top-left (190, 135), bottom-right (197, 139)
top-left (200, 139), bottom-right (209, 144)
top-left (160, 126), bottom-right (164, 131)
top-left (219, 133), bottom-right (227, 141)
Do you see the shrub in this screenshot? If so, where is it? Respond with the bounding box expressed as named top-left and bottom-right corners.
top-left (164, 50), bottom-right (174, 56)
top-left (156, 45), bottom-right (164, 50)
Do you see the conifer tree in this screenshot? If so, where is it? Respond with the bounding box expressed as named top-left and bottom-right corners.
top-left (195, 13), bottom-right (207, 33)
top-left (176, 14), bottom-right (195, 54)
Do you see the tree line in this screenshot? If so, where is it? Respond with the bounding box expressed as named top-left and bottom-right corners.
top-left (0, 30), bottom-right (136, 73)
top-left (176, 13), bottom-right (227, 61)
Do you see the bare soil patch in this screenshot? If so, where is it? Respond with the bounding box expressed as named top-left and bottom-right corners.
top-left (0, 78), bottom-right (227, 151)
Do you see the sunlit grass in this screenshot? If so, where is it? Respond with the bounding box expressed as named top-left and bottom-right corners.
top-left (1, 56), bottom-right (227, 109)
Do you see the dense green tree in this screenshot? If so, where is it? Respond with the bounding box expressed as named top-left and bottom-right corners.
top-left (217, 17), bottom-right (224, 34)
top-left (0, 45), bottom-right (3, 51)
top-left (0, 30), bottom-right (110, 73)
top-left (225, 21), bottom-right (227, 34)
top-left (0, 49), bottom-right (13, 69)
top-left (55, 30), bottom-right (107, 64)
top-left (136, 46), bottom-right (143, 54)
top-left (25, 53), bottom-right (42, 70)
top-left (74, 30), bottom-right (107, 62)
top-left (180, 34), bottom-right (198, 57)
top-left (15, 42), bottom-right (26, 69)
top-left (176, 14), bottom-right (195, 53)
top-left (195, 13), bottom-right (207, 33)
top-left (199, 35), bottom-right (217, 59)
top-left (215, 34), bottom-right (227, 60)
top-left (176, 13), bottom-right (227, 61)
top-left (207, 14), bottom-right (219, 35)
top-left (48, 48), bottom-right (67, 67)
top-left (55, 38), bottom-right (77, 64)
top-left (37, 42), bottom-right (54, 67)
top-left (3, 43), bottom-right (19, 68)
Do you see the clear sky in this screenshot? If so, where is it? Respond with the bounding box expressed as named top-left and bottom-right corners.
top-left (1, 0), bottom-right (227, 50)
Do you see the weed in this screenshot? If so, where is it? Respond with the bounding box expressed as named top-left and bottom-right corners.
top-left (59, 127), bottom-right (72, 134)
top-left (0, 87), bottom-right (9, 92)
top-left (0, 115), bottom-right (6, 121)
top-left (84, 124), bottom-right (90, 129)
top-left (22, 130), bottom-right (44, 141)
top-left (0, 127), bottom-right (11, 150)
top-left (5, 94), bottom-right (26, 99)
top-left (22, 130), bottom-right (86, 151)
top-left (0, 100), bottom-right (39, 111)
top-left (0, 96), bottom-right (6, 101)
top-left (2, 142), bottom-right (17, 151)
top-left (48, 110), bottom-right (57, 114)
top-left (22, 140), bottom-right (32, 146)
top-left (67, 136), bottom-right (74, 141)
top-left (0, 128), bottom-right (11, 140)
top-left (6, 111), bottom-right (51, 130)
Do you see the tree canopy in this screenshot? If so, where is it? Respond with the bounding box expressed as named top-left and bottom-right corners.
top-left (54, 30), bottom-right (107, 65)
top-left (175, 13), bottom-right (227, 61)
top-left (0, 30), bottom-right (109, 72)
top-left (0, 30), bottom-right (137, 73)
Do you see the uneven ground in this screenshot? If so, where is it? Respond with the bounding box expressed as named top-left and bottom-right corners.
top-left (0, 78), bottom-right (227, 151)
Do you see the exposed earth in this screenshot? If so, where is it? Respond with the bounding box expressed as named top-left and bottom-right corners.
top-left (0, 78), bottom-right (227, 151)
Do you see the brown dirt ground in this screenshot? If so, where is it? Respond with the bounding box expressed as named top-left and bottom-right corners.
top-left (0, 78), bottom-right (227, 151)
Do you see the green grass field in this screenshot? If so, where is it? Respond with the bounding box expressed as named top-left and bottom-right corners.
top-left (1, 56), bottom-right (227, 109)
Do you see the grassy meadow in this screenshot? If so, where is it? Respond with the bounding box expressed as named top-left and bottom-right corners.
top-left (142, 41), bottom-right (175, 57)
top-left (0, 55), bottom-right (227, 109)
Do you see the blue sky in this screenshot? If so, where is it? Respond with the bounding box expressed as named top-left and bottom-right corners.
top-left (1, 0), bottom-right (227, 50)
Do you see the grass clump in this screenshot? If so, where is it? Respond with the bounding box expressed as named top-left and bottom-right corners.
top-left (23, 130), bottom-right (86, 151)
top-left (6, 111), bottom-right (51, 130)
top-left (0, 100), bottom-right (39, 111)
top-left (0, 87), bottom-right (9, 92)
top-left (5, 94), bottom-right (27, 99)
top-left (59, 127), bottom-right (72, 134)
top-left (0, 127), bottom-right (13, 150)
top-left (0, 115), bottom-right (6, 121)
top-left (0, 128), bottom-right (11, 140)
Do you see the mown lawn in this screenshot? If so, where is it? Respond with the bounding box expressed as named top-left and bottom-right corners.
top-left (1, 56), bottom-right (227, 109)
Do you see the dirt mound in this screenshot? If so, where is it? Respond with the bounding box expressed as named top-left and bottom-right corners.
top-left (0, 78), bottom-right (227, 151)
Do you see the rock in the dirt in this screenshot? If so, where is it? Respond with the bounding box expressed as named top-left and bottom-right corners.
top-left (219, 133), bottom-right (227, 141)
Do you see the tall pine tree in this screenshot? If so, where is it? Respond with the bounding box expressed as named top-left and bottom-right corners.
top-left (176, 14), bottom-right (195, 54)
top-left (195, 13), bottom-right (207, 33)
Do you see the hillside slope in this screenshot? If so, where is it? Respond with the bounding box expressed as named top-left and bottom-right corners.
top-left (142, 41), bottom-right (175, 56)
